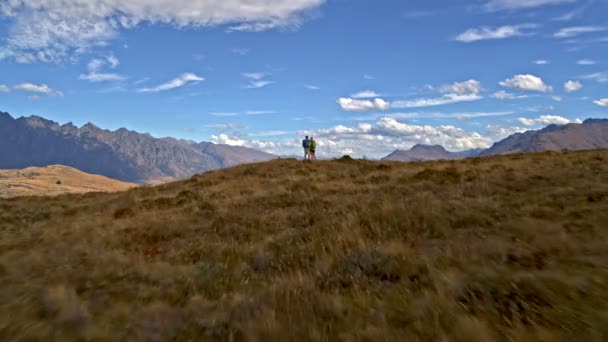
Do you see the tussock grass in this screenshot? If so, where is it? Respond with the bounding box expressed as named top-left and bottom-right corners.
top-left (1, 150), bottom-right (608, 340)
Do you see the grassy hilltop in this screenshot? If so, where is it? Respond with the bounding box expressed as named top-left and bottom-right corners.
top-left (1, 150), bottom-right (608, 340)
top-left (0, 165), bottom-right (135, 198)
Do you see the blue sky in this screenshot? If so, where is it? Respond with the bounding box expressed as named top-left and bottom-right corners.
top-left (0, 0), bottom-right (607, 158)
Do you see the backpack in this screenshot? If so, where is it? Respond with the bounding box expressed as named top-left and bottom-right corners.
top-left (302, 139), bottom-right (309, 148)
top-left (310, 140), bottom-right (317, 150)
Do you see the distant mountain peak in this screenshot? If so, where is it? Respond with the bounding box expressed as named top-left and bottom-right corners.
top-left (481, 118), bottom-right (608, 156)
top-left (584, 118), bottom-right (608, 125)
top-left (81, 122), bottom-right (101, 131)
top-left (383, 144), bottom-right (480, 162)
top-left (411, 144), bottom-right (447, 152)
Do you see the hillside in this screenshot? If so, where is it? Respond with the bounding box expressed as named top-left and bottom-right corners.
top-left (481, 118), bottom-right (608, 156)
top-left (0, 165), bottom-right (135, 198)
top-left (1, 150), bottom-right (608, 340)
top-left (0, 111), bottom-right (276, 183)
top-left (382, 144), bottom-right (482, 162)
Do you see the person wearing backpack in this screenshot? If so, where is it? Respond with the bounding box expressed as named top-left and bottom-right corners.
top-left (302, 136), bottom-right (310, 161)
top-left (309, 137), bottom-right (317, 161)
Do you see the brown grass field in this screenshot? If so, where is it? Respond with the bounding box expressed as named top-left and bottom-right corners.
top-left (0, 165), bottom-right (135, 198)
top-left (1, 150), bottom-right (607, 341)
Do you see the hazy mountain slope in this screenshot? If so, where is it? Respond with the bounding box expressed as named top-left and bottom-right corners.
top-left (481, 119), bottom-right (608, 156)
top-left (0, 165), bottom-right (135, 198)
top-left (1, 150), bottom-right (607, 340)
top-left (382, 144), bottom-right (482, 162)
top-left (0, 111), bottom-right (276, 183)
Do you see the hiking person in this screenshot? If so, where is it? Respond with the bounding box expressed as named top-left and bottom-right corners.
top-left (309, 137), bottom-right (317, 161)
top-left (302, 136), bottom-right (310, 160)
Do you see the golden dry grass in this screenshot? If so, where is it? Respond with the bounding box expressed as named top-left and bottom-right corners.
top-left (1, 150), bottom-right (607, 341)
top-left (0, 165), bottom-right (135, 198)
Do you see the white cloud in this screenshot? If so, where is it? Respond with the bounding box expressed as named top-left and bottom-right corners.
top-left (594, 98), bottom-right (608, 107)
top-left (246, 81), bottom-right (274, 89)
top-left (242, 72), bottom-right (267, 81)
top-left (80, 73), bottom-right (125, 82)
top-left (552, 96), bottom-right (563, 102)
top-left (137, 73), bottom-right (204, 93)
top-left (211, 112), bottom-right (239, 117)
top-left (454, 24), bottom-right (537, 43)
top-left (211, 134), bottom-right (247, 146)
top-left (245, 110), bottom-right (275, 115)
top-left (393, 94), bottom-right (482, 108)
top-left (554, 26), bottom-right (607, 38)
top-left (0, 84), bottom-right (10, 92)
top-left (298, 118), bottom-right (492, 157)
top-left (243, 72), bottom-right (273, 89)
top-left (582, 71), bottom-right (608, 83)
top-left (438, 80), bottom-right (482, 95)
top-left (0, 0), bottom-right (324, 63)
top-left (564, 80), bottom-right (582, 92)
top-left (483, 0), bottom-right (577, 12)
top-left (577, 59), bottom-right (596, 65)
top-left (80, 55), bottom-right (125, 82)
top-left (485, 125), bottom-right (528, 140)
top-left (14, 83), bottom-right (63, 96)
top-left (351, 90), bottom-right (382, 98)
top-left (492, 90), bottom-right (528, 100)
top-left (249, 130), bottom-right (289, 137)
top-left (363, 74), bottom-right (375, 80)
top-left (210, 110), bottom-right (275, 117)
top-left (338, 98), bottom-right (391, 111)
top-left (500, 74), bottom-right (552, 92)
top-left (208, 123), bottom-right (247, 130)
top-left (393, 80), bottom-right (483, 108)
top-left (533, 60), bottom-right (549, 65)
top-left (305, 84), bottom-right (320, 90)
top-left (554, 3), bottom-right (591, 21)
top-left (518, 115), bottom-right (572, 126)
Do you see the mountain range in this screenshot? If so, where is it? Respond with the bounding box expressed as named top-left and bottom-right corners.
top-left (0, 111), bottom-right (275, 183)
top-left (383, 118), bottom-right (608, 162)
top-left (382, 145), bottom-right (483, 162)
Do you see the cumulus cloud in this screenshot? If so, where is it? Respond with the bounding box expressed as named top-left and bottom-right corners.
top-left (80, 55), bottom-right (125, 82)
top-left (594, 98), bottom-right (608, 107)
top-left (518, 115), bottom-right (572, 126)
top-left (483, 0), bottom-right (577, 12)
top-left (554, 26), bottom-right (607, 38)
top-left (0, 84), bottom-right (10, 92)
top-left (137, 73), bottom-right (204, 93)
top-left (492, 90), bottom-right (528, 100)
top-left (0, 0), bottom-right (324, 63)
top-left (305, 84), bottom-right (320, 91)
top-left (454, 24), bottom-right (536, 43)
top-left (485, 125), bottom-right (528, 140)
top-left (297, 118), bottom-right (492, 157)
top-left (438, 80), bottom-right (482, 95)
top-left (14, 83), bottom-right (63, 96)
top-left (500, 74), bottom-right (552, 92)
top-left (338, 98), bottom-right (391, 111)
top-left (564, 80), bottom-right (583, 92)
top-left (351, 90), bottom-right (382, 98)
